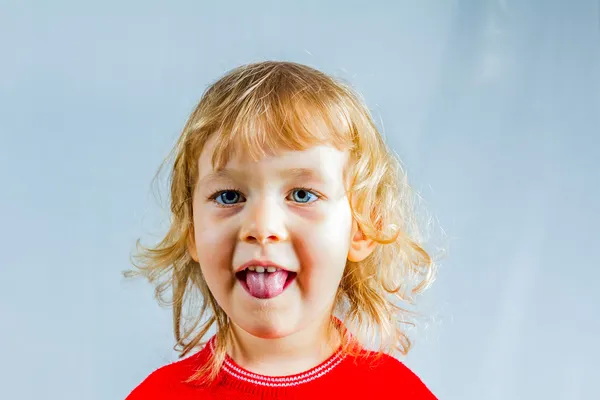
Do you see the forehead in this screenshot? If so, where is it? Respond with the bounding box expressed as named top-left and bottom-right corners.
top-left (197, 135), bottom-right (348, 183)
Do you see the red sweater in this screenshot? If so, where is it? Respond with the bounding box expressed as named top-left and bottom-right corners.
top-left (127, 336), bottom-right (436, 399)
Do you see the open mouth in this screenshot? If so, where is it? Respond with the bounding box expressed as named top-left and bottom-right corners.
top-left (235, 266), bottom-right (297, 299)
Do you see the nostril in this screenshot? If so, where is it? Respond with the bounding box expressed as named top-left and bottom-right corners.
top-left (259, 235), bottom-right (280, 244)
top-left (239, 222), bottom-right (287, 243)
top-left (240, 233), bottom-right (258, 243)
top-left (243, 235), bottom-right (279, 244)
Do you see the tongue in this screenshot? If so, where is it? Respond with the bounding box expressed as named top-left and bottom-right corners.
top-left (246, 270), bottom-right (289, 299)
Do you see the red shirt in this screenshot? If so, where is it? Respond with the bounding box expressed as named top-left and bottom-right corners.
top-left (127, 336), bottom-right (436, 399)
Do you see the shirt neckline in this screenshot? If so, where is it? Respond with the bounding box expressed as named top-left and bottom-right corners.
top-left (208, 317), bottom-right (351, 388)
top-left (209, 337), bottom-right (346, 387)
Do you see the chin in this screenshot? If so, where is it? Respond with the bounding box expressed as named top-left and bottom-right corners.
top-left (238, 317), bottom-right (297, 339)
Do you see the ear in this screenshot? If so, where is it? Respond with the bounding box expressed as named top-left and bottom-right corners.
top-left (347, 219), bottom-right (377, 262)
top-left (187, 227), bottom-right (199, 262)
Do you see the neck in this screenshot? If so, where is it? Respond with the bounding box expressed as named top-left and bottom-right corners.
top-left (226, 314), bottom-right (341, 377)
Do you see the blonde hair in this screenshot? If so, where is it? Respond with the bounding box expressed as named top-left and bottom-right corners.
top-left (128, 61), bottom-right (436, 383)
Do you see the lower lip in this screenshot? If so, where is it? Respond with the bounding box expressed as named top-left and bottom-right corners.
top-left (235, 270), bottom-right (297, 299)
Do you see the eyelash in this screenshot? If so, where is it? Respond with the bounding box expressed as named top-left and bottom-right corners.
top-left (207, 187), bottom-right (322, 207)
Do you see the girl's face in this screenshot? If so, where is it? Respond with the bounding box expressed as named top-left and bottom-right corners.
top-left (188, 135), bottom-right (354, 339)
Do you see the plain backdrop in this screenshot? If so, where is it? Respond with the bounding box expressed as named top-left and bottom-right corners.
top-left (1, 1), bottom-right (599, 399)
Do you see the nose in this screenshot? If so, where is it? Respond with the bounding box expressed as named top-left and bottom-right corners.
top-left (238, 196), bottom-right (288, 245)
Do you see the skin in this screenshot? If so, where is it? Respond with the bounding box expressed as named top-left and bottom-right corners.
top-left (187, 135), bottom-right (375, 376)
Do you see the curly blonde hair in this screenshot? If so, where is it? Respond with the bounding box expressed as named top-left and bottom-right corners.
top-left (128, 61), bottom-right (436, 383)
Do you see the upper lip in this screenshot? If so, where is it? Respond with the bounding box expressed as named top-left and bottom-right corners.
top-left (236, 259), bottom-right (290, 273)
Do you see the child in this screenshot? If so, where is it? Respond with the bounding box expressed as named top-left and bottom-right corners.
top-left (126, 61), bottom-right (437, 399)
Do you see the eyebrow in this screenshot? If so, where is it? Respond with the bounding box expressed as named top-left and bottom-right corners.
top-left (281, 168), bottom-right (326, 184)
top-left (199, 167), bottom-right (327, 186)
top-left (198, 169), bottom-right (240, 186)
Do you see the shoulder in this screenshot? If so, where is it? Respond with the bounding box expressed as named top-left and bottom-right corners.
top-left (357, 351), bottom-right (437, 399)
top-left (125, 351), bottom-right (206, 399)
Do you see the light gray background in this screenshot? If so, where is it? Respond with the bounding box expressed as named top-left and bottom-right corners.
top-left (1, 1), bottom-right (599, 399)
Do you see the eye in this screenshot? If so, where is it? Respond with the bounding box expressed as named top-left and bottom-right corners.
top-left (289, 188), bottom-right (319, 204)
top-left (214, 190), bottom-right (245, 205)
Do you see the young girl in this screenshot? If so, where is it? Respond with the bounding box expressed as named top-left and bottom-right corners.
top-left (126, 61), bottom-right (437, 399)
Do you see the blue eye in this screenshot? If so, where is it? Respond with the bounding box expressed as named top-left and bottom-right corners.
top-left (215, 190), bottom-right (243, 205)
top-left (290, 189), bottom-right (318, 203)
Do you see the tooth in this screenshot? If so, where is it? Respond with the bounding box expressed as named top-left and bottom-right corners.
top-left (248, 266), bottom-right (256, 271)
top-left (266, 266), bottom-right (276, 273)
top-left (255, 266), bottom-right (265, 273)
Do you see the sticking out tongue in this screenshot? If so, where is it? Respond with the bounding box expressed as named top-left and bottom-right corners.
top-left (245, 270), bottom-right (289, 299)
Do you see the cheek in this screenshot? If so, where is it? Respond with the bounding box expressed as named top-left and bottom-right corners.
top-left (194, 211), bottom-right (237, 288)
top-left (293, 201), bottom-right (353, 287)
top-left (194, 207), bottom-right (237, 253)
